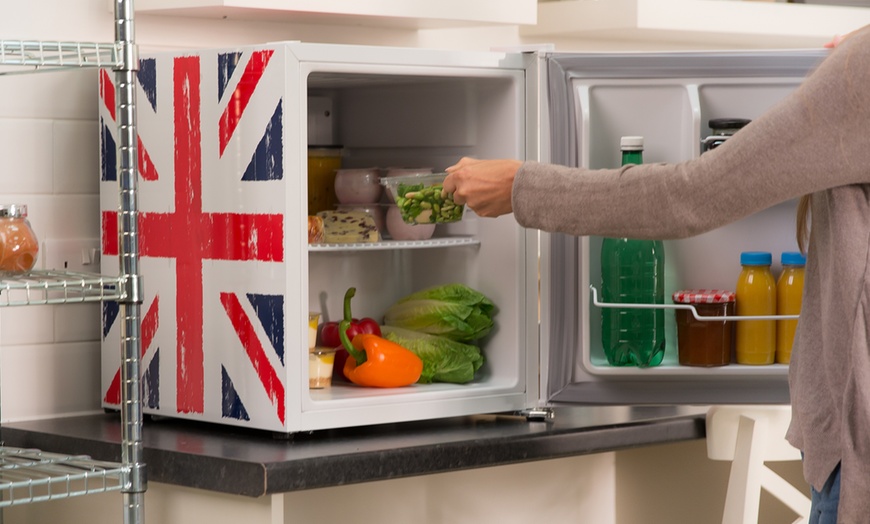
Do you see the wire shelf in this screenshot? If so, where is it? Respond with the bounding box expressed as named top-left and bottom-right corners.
top-left (0, 40), bottom-right (121, 73)
top-left (589, 285), bottom-right (799, 321)
top-left (0, 447), bottom-right (126, 507)
top-left (0, 270), bottom-right (123, 307)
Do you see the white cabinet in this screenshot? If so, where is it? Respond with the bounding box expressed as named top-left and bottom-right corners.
top-left (133, 0), bottom-right (538, 29)
top-left (523, 0), bottom-right (870, 48)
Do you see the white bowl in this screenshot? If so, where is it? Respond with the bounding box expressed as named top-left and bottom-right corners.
top-left (334, 168), bottom-right (382, 204)
top-left (386, 205), bottom-right (435, 241)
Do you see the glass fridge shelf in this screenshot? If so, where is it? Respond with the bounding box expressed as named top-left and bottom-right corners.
top-left (0, 40), bottom-right (121, 73)
top-left (0, 447), bottom-right (126, 507)
top-left (0, 270), bottom-right (123, 306)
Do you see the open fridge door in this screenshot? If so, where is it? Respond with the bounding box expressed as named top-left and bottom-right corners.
top-left (538, 49), bottom-right (828, 406)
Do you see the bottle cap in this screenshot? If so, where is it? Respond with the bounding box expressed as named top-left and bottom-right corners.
top-left (620, 136), bottom-right (644, 151)
top-left (740, 251), bottom-right (772, 266)
top-left (781, 251), bottom-right (807, 266)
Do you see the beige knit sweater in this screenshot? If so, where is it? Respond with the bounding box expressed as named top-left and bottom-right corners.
top-left (513, 25), bottom-right (870, 521)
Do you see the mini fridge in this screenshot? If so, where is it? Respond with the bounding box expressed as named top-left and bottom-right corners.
top-left (99, 42), bottom-right (827, 433)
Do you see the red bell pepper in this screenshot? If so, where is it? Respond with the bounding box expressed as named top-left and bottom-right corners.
top-left (322, 287), bottom-right (382, 381)
top-left (321, 287), bottom-right (381, 347)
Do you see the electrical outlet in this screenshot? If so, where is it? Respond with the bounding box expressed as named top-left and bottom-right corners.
top-left (42, 238), bottom-right (101, 273)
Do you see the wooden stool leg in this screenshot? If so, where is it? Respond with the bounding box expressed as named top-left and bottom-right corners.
top-left (722, 415), bottom-right (767, 524)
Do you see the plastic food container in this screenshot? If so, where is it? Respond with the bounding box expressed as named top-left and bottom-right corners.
top-left (308, 312), bottom-right (320, 350)
top-left (383, 168), bottom-right (432, 202)
top-left (309, 347), bottom-right (336, 389)
top-left (334, 168), bottom-right (382, 204)
top-left (0, 204), bottom-right (38, 272)
top-left (672, 289), bottom-right (736, 367)
top-left (380, 172), bottom-right (464, 224)
top-left (385, 205), bottom-right (435, 241)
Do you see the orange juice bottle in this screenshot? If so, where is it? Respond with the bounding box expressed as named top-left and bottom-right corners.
top-left (776, 251), bottom-right (806, 364)
top-left (735, 251), bottom-right (776, 365)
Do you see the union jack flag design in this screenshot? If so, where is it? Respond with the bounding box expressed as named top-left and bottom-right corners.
top-left (99, 47), bottom-right (288, 429)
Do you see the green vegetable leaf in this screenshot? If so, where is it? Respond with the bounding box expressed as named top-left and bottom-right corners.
top-left (382, 325), bottom-right (484, 384)
top-left (384, 284), bottom-right (496, 342)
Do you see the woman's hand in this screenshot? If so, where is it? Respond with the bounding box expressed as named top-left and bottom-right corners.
top-left (825, 30), bottom-right (856, 49)
top-left (443, 157), bottom-right (522, 218)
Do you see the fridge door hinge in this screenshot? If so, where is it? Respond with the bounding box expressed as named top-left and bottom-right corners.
top-left (516, 407), bottom-right (555, 422)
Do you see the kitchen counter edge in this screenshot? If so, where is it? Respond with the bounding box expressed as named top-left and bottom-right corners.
top-left (0, 406), bottom-right (707, 497)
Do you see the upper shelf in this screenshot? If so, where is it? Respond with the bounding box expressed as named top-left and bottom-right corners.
top-left (0, 270), bottom-right (123, 307)
top-left (522, 0), bottom-right (870, 48)
top-left (132, 0), bottom-right (538, 29)
top-left (0, 40), bottom-right (120, 74)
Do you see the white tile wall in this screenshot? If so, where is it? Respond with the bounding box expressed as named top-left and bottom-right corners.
top-left (0, 341), bottom-right (101, 421)
top-left (0, 3), bottom-right (108, 424)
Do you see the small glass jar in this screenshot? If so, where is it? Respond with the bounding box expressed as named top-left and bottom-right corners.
top-left (672, 289), bottom-right (736, 367)
top-left (701, 118), bottom-right (751, 152)
top-left (309, 347), bottom-right (336, 389)
top-left (0, 204), bottom-right (38, 272)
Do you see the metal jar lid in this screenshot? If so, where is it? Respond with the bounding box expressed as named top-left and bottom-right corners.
top-left (708, 118), bottom-right (751, 132)
top-left (672, 289), bottom-right (736, 304)
top-left (0, 204), bottom-right (28, 218)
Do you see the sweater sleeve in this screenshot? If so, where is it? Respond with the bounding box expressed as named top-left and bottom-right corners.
top-left (512, 25), bottom-right (870, 240)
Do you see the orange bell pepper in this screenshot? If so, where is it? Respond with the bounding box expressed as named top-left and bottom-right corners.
top-left (340, 324), bottom-right (423, 388)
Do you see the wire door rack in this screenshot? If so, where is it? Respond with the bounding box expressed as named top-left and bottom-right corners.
top-left (0, 1), bottom-right (145, 523)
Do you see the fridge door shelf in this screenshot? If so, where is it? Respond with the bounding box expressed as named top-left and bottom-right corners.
top-left (309, 235), bottom-right (480, 252)
top-left (584, 284), bottom-right (790, 378)
top-left (589, 285), bottom-right (799, 321)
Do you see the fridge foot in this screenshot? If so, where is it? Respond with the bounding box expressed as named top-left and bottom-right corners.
top-left (518, 408), bottom-right (554, 423)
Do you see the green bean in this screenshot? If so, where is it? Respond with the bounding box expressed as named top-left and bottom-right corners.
top-left (395, 182), bottom-right (464, 224)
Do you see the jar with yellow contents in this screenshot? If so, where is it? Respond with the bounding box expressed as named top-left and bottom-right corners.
top-left (307, 146), bottom-right (343, 215)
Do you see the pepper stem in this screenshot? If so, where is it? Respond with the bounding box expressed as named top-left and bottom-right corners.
top-left (343, 287), bottom-right (356, 322)
top-left (339, 319), bottom-right (366, 364)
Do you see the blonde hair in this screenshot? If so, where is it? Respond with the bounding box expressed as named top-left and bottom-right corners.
top-left (796, 195), bottom-right (812, 254)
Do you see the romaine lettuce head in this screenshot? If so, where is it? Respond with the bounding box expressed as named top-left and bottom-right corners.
top-left (384, 283), bottom-right (496, 342)
top-left (381, 325), bottom-right (484, 384)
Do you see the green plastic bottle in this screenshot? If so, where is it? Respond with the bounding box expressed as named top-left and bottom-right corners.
top-left (600, 136), bottom-right (665, 367)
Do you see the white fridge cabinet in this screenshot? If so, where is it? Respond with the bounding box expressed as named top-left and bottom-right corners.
top-left (100, 42), bottom-right (827, 433)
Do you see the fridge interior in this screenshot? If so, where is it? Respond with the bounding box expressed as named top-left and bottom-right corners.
top-left (303, 66), bottom-right (536, 414)
top-left (541, 50), bottom-right (827, 405)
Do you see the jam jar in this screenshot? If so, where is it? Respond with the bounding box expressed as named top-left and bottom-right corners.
top-left (701, 118), bottom-right (751, 153)
top-left (0, 204), bottom-right (38, 272)
top-left (672, 289), bottom-right (736, 367)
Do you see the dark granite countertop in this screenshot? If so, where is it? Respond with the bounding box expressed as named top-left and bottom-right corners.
top-left (0, 406), bottom-right (707, 497)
